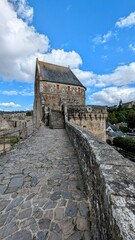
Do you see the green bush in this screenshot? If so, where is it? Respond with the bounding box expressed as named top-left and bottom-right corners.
top-left (0, 136), bottom-right (19, 146)
top-left (106, 139), bottom-right (112, 145)
top-left (26, 111), bottom-right (33, 116)
top-left (119, 126), bottom-right (129, 133)
top-left (113, 136), bottom-right (135, 153)
top-left (10, 136), bottom-right (19, 146)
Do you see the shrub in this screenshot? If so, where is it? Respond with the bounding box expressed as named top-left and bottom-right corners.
top-left (119, 126), bottom-right (128, 133)
top-left (10, 136), bottom-right (19, 146)
top-left (113, 137), bottom-right (135, 153)
top-left (106, 139), bottom-right (112, 145)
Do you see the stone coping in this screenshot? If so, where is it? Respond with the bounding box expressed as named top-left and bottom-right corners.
top-left (66, 121), bottom-right (135, 240)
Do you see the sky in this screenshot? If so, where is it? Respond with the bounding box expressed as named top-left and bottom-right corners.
top-left (0, 0), bottom-right (135, 111)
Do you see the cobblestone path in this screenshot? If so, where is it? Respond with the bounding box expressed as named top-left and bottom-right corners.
top-left (0, 126), bottom-right (90, 240)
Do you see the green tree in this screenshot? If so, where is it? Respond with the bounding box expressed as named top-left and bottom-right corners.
top-left (26, 111), bottom-right (33, 116)
top-left (107, 111), bottom-right (118, 124)
top-left (118, 99), bottom-right (122, 109)
top-left (119, 126), bottom-right (129, 133)
top-left (127, 110), bottom-right (135, 129)
top-left (113, 136), bottom-right (135, 153)
top-left (117, 112), bottom-right (126, 123)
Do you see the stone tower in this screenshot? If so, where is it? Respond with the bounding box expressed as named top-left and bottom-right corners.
top-left (33, 59), bottom-right (107, 140)
top-left (33, 59), bottom-right (86, 127)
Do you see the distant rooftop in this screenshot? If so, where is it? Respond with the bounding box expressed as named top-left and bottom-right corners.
top-left (37, 60), bottom-right (85, 88)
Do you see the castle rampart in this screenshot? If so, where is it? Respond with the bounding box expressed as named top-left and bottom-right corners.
top-left (66, 121), bottom-right (135, 240)
top-left (66, 105), bottom-right (108, 141)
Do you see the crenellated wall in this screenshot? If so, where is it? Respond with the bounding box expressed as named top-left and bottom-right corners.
top-left (66, 105), bottom-right (108, 141)
top-left (66, 121), bottom-right (135, 240)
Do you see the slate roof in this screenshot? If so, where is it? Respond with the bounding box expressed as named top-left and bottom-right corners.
top-left (38, 60), bottom-right (85, 88)
top-left (106, 122), bottom-right (117, 131)
top-left (107, 131), bottom-right (124, 137)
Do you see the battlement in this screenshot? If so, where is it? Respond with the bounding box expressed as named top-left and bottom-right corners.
top-left (65, 105), bottom-right (108, 141)
top-left (67, 104), bottom-right (107, 113)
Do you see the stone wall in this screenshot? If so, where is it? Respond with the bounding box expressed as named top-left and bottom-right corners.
top-left (66, 121), bottom-right (135, 240)
top-left (33, 73), bottom-right (42, 128)
top-left (67, 105), bottom-right (108, 141)
top-left (40, 81), bottom-right (85, 110)
top-left (49, 110), bottom-right (64, 129)
top-left (0, 117), bottom-right (13, 130)
top-left (0, 116), bottom-right (32, 131)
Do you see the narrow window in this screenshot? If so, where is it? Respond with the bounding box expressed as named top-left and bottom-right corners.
top-left (78, 87), bottom-right (80, 93)
top-left (68, 86), bottom-right (70, 92)
top-left (57, 84), bottom-right (59, 90)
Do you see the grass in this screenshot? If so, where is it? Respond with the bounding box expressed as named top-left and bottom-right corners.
top-left (0, 136), bottom-right (19, 146)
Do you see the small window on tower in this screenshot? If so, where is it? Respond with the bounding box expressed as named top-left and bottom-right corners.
top-left (78, 87), bottom-right (80, 93)
top-left (68, 86), bottom-right (70, 92)
top-left (57, 85), bottom-right (59, 90)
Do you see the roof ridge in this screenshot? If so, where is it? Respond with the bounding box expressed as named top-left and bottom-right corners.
top-left (37, 60), bottom-right (86, 89)
top-left (38, 60), bottom-right (69, 70)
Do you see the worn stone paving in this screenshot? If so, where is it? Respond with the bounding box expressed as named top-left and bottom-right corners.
top-left (0, 126), bottom-right (91, 240)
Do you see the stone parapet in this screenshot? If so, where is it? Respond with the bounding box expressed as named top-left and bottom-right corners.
top-left (65, 121), bottom-right (135, 240)
top-left (68, 112), bottom-right (108, 120)
top-left (66, 105), bottom-right (107, 141)
top-left (67, 105), bottom-right (107, 114)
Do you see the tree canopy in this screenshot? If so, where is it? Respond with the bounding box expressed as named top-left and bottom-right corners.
top-left (107, 107), bottom-right (135, 129)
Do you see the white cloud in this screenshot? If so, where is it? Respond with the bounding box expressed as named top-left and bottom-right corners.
top-left (101, 55), bottom-right (108, 60)
top-left (1, 90), bottom-right (18, 96)
top-left (116, 47), bottom-right (124, 53)
top-left (93, 31), bottom-right (113, 45)
top-left (0, 89), bottom-right (34, 96)
top-left (0, 0), bottom-right (49, 82)
top-left (0, 0), bottom-right (82, 83)
top-left (20, 89), bottom-right (34, 96)
top-left (0, 102), bottom-right (21, 108)
top-left (129, 44), bottom-right (135, 53)
top-left (116, 12), bottom-right (135, 28)
top-left (72, 62), bottom-right (135, 89)
top-left (37, 49), bottom-right (82, 69)
top-left (89, 87), bottom-right (135, 106)
top-left (1, 0), bottom-right (135, 108)
top-left (9, 0), bottom-right (33, 22)
top-left (72, 68), bottom-right (95, 86)
top-left (94, 62), bottom-right (135, 88)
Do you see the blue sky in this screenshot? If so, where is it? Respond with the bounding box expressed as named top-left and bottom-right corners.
top-left (0, 0), bottom-right (135, 111)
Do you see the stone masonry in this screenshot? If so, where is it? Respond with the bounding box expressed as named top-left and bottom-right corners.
top-left (66, 121), bottom-right (135, 240)
top-left (0, 126), bottom-right (90, 240)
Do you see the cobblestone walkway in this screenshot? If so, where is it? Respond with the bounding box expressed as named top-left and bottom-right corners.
top-left (0, 126), bottom-right (90, 240)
